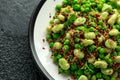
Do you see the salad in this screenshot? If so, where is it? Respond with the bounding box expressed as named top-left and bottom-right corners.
top-left (46, 0), bottom-right (120, 80)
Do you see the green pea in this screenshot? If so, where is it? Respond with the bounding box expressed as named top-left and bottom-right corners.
top-left (46, 34), bottom-right (51, 40)
top-left (102, 0), bottom-right (106, 3)
top-left (58, 68), bottom-right (63, 73)
top-left (60, 30), bottom-right (65, 35)
top-left (97, 4), bottom-right (103, 11)
top-left (89, 27), bottom-right (94, 32)
top-left (63, 0), bottom-right (68, 5)
top-left (98, 25), bottom-right (103, 30)
top-left (117, 52), bottom-right (120, 56)
top-left (80, 44), bottom-right (84, 50)
top-left (96, 73), bottom-right (102, 78)
top-left (99, 48), bottom-right (105, 54)
top-left (74, 38), bottom-right (79, 43)
top-left (95, 30), bottom-right (99, 35)
top-left (55, 4), bottom-right (62, 10)
top-left (82, 1), bottom-right (87, 5)
top-left (88, 45), bottom-right (95, 53)
top-left (103, 26), bottom-right (108, 30)
top-left (84, 69), bottom-right (90, 75)
top-left (64, 70), bottom-right (70, 74)
top-left (99, 54), bottom-right (105, 59)
top-left (53, 33), bottom-right (60, 39)
top-left (73, 0), bottom-right (79, 4)
top-left (116, 46), bottom-right (120, 52)
top-left (106, 58), bottom-right (113, 64)
top-left (57, 55), bottom-right (62, 59)
top-left (77, 69), bottom-right (84, 76)
top-left (85, 7), bottom-right (90, 12)
top-left (73, 4), bottom-right (81, 11)
top-left (118, 69), bottom-right (120, 73)
top-left (93, 18), bottom-right (97, 21)
top-left (115, 25), bottom-right (120, 30)
top-left (53, 57), bottom-right (58, 62)
top-left (75, 44), bottom-right (80, 49)
top-left (53, 52), bottom-right (58, 56)
top-left (64, 39), bottom-right (70, 45)
top-left (98, 20), bottom-right (103, 25)
top-left (90, 0), bottom-right (94, 2)
top-left (49, 42), bottom-right (54, 48)
top-left (110, 77), bottom-right (116, 80)
top-left (91, 2), bottom-right (96, 6)
top-left (49, 20), bottom-right (54, 24)
top-left (70, 63), bottom-right (78, 70)
top-left (102, 74), bottom-right (108, 79)
top-left (88, 64), bottom-right (94, 69)
top-left (63, 45), bottom-right (69, 51)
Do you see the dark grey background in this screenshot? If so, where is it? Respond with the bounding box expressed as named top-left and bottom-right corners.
top-left (0, 0), bottom-right (46, 80)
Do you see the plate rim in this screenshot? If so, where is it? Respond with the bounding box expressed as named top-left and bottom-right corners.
top-left (29, 0), bottom-right (54, 80)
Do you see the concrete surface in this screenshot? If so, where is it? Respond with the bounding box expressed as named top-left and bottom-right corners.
top-left (0, 0), bottom-right (46, 80)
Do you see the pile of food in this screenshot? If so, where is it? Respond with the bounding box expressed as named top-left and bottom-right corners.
top-left (46, 0), bottom-right (120, 80)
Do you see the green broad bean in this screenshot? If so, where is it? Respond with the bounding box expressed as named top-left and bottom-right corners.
top-left (109, 29), bottom-right (119, 36)
top-left (108, 14), bottom-right (118, 26)
top-left (65, 33), bottom-right (71, 39)
top-left (58, 14), bottom-right (65, 21)
top-left (101, 68), bottom-right (113, 75)
top-left (102, 4), bottom-right (112, 12)
top-left (78, 75), bottom-right (88, 80)
top-left (93, 60), bottom-right (108, 68)
top-left (88, 57), bottom-right (95, 63)
top-left (74, 49), bottom-right (84, 59)
top-left (97, 79), bottom-right (104, 80)
top-left (58, 58), bottom-right (70, 70)
top-left (117, 15), bottom-right (120, 25)
top-left (74, 17), bottom-right (86, 26)
top-left (76, 26), bottom-right (85, 31)
top-left (54, 19), bottom-right (60, 24)
top-left (105, 39), bottom-right (117, 49)
top-left (114, 56), bottom-right (120, 63)
top-left (100, 12), bottom-right (109, 20)
top-left (84, 32), bottom-right (96, 39)
top-left (61, 6), bottom-right (73, 15)
top-left (98, 36), bottom-right (105, 43)
top-left (91, 75), bottom-right (96, 80)
top-left (53, 42), bottom-right (62, 49)
top-left (112, 72), bottom-right (118, 78)
top-left (52, 24), bottom-right (64, 33)
top-left (82, 39), bottom-right (94, 46)
top-left (46, 26), bottom-right (52, 33)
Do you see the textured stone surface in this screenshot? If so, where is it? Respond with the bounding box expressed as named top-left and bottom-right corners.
top-left (0, 0), bottom-right (46, 80)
